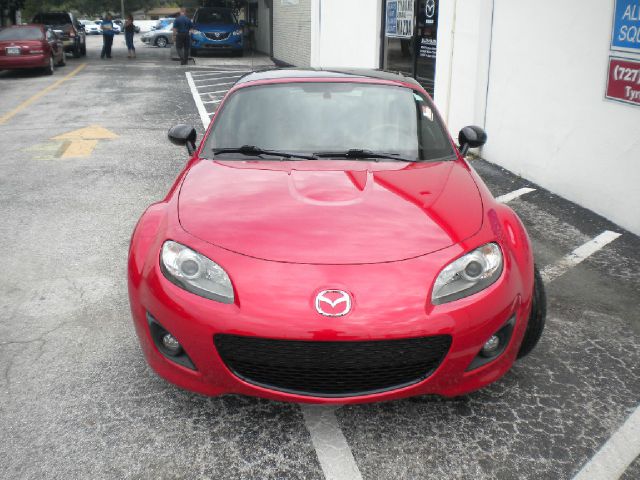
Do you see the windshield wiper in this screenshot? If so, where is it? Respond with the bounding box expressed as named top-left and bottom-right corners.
top-left (213, 145), bottom-right (318, 160)
top-left (313, 149), bottom-right (418, 162)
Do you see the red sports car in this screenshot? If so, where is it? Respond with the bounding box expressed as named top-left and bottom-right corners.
top-left (128, 69), bottom-right (546, 403)
top-left (0, 25), bottom-right (66, 74)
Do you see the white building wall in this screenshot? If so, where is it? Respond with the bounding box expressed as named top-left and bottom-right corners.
top-left (436, 0), bottom-right (640, 235)
top-left (273, 0), bottom-right (312, 66)
top-left (254, 0), bottom-right (271, 55)
top-left (312, 0), bottom-right (383, 68)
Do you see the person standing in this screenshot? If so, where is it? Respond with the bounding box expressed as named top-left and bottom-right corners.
top-left (124, 14), bottom-right (136, 58)
top-left (100, 14), bottom-right (115, 59)
top-left (173, 7), bottom-right (193, 65)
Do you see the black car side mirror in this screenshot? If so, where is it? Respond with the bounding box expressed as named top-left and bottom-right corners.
top-left (168, 124), bottom-right (197, 155)
top-left (458, 125), bottom-right (487, 156)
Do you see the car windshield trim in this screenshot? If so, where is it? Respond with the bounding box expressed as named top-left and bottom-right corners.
top-left (314, 149), bottom-right (419, 163)
top-left (203, 82), bottom-right (456, 162)
top-left (213, 145), bottom-right (318, 160)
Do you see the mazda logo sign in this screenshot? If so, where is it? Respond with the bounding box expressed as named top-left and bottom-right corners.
top-left (315, 290), bottom-right (352, 317)
top-left (425, 0), bottom-right (436, 19)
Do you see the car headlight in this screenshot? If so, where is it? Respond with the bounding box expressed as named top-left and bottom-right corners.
top-left (160, 241), bottom-right (234, 303)
top-left (431, 243), bottom-right (503, 305)
top-left (191, 29), bottom-right (202, 36)
top-left (233, 29), bottom-right (242, 36)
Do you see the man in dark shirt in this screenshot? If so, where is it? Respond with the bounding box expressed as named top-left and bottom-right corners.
top-left (100, 14), bottom-right (115, 59)
top-left (173, 7), bottom-right (193, 65)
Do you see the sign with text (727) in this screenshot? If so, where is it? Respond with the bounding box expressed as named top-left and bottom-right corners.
top-left (611, 0), bottom-right (640, 52)
top-left (606, 57), bottom-right (640, 106)
top-left (385, 0), bottom-right (414, 39)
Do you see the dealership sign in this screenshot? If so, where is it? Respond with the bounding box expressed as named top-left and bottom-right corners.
top-left (606, 57), bottom-right (640, 106)
top-left (611, 0), bottom-right (640, 52)
top-left (385, 0), bottom-right (414, 39)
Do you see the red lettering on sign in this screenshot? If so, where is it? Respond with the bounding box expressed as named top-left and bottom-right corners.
top-left (606, 57), bottom-right (640, 106)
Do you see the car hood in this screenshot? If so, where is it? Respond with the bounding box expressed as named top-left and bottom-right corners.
top-left (178, 160), bottom-right (483, 264)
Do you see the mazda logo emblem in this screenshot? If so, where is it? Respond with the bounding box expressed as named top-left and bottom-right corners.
top-left (425, 0), bottom-right (435, 18)
top-left (315, 290), bottom-right (352, 317)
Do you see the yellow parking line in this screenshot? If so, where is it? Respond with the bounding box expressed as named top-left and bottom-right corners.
top-left (0, 63), bottom-right (87, 125)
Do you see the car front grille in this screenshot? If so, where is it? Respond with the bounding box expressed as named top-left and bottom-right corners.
top-left (214, 334), bottom-right (451, 397)
top-left (204, 31), bottom-right (230, 40)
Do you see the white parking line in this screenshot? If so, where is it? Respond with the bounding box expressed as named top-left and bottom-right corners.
top-left (197, 82), bottom-right (236, 90)
top-left (185, 72), bottom-right (211, 129)
top-left (202, 99), bottom-right (222, 105)
top-left (301, 406), bottom-right (363, 480)
top-left (573, 406), bottom-right (640, 480)
top-left (194, 75), bottom-right (243, 82)
top-left (496, 187), bottom-right (536, 203)
top-left (190, 70), bottom-right (250, 77)
top-left (540, 230), bottom-right (622, 284)
top-left (199, 89), bottom-right (229, 95)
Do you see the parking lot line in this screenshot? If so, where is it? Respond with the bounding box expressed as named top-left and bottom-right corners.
top-left (540, 230), bottom-right (622, 284)
top-left (197, 82), bottom-right (237, 90)
top-left (185, 71), bottom-right (211, 129)
top-left (301, 406), bottom-right (363, 480)
top-left (199, 89), bottom-right (229, 95)
top-left (194, 75), bottom-right (243, 82)
top-left (572, 406), bottom-right (640, 480)
top-left (496, 187), bottom-right (536, 203)
top-left (0, 63), bottom-right (86, 125)
top-left (190, 70), bottom-right (250, 76)
top-left (202, 100), bottom-right (222, 105)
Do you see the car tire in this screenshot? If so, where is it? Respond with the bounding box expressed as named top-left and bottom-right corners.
top-left (235, 49), bottom-right (244, 57)
top-left (190, 48), bottom-right (198, 57)
top-left (44, 55), bottom-right (54, 75)
top-left (155, 36), bottom-right (168, 48)
top-left (517, 265), bottom-right (546, 359)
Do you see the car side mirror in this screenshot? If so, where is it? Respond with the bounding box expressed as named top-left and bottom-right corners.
top-left (458, 125), bottom-right (487, 156)
top-left (168, 124), bottom-right (197, 155)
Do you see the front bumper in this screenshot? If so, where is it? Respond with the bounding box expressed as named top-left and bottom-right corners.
top-left (191, 32), bottom-right (243, 51)
top-left (129, 227), bottom-right (533, 404)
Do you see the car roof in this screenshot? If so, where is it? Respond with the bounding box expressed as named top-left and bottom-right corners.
top-left (236, 68), bottom-right (422, 87)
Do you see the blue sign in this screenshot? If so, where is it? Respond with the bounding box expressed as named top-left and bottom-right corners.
top-left (386, 0), bottom-right (398, 36)
top-left (611, 0), bottom-right (640, 52)
top-left (385, 0), bottom-right (413, 39)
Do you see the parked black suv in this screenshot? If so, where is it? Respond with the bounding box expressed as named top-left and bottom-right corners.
top-left (32, 12), bottom-right (86, 58)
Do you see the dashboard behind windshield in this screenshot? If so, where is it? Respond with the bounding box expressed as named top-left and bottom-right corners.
top-left (204, 82), bottom-right (455, 162)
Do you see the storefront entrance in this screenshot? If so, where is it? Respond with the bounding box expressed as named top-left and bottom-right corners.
top-left (381, 0), bottom-right (439, 96)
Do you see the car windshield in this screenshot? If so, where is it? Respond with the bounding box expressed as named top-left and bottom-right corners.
top-left (193, 9), bottom-right (235, 24)
top-left (32, 13), bottom-right (71, 26)
top-left (204, 82), bottom-right (455, 162)
top-left (0, 27), bottom-right (43, 40)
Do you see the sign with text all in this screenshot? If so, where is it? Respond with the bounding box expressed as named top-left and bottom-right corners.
top-left (385, 0), bottom-right (414, 39)
top-left (606, 57), bottom-right (640, 106)
top-left (611, 0), bottom-right (640, 52)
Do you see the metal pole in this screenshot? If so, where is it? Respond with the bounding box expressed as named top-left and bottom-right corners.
top-left (121, 0), bottom-right (125, 19)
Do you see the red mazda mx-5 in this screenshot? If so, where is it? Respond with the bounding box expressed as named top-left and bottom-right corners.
top-left (128, 69), bottom-right (546, 403)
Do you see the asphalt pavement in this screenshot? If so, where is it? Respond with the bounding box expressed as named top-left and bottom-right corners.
top-left (1, 35), bottom-right (639, 480)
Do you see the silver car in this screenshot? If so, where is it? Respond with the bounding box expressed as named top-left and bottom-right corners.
top-left (141, 24), bottom-right (174, 48)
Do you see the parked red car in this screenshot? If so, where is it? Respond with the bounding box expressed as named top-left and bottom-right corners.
top-left (0, 25), bottom-right (65, 74)
top-left (128, 69), bottom-right (546, 404)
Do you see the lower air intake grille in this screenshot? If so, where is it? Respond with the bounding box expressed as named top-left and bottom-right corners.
top-left (214, 334), bottom-right (451, 397)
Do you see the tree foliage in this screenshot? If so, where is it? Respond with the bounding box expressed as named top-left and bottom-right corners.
top-left (20, 0), bottom-right (177, 19)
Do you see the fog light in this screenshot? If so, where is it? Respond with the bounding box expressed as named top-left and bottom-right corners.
top-left (162, 333), bottom-right (183, 356)
top-left (481, 335), bottom-right (501, 357)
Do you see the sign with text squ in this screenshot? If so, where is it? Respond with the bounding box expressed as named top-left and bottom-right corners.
top-left (611, 0), bottom-right (640, 52)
